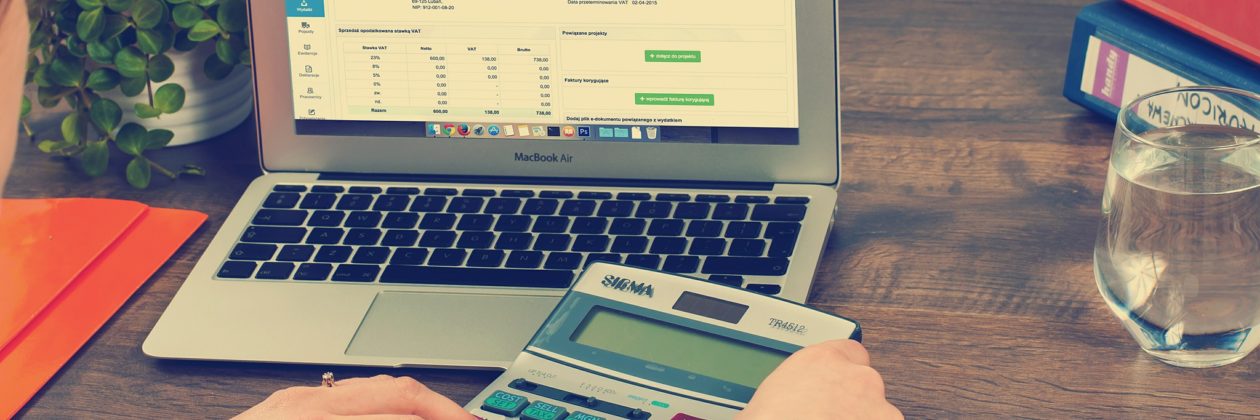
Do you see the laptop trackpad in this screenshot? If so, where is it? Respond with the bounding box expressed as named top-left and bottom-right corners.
top-left (345, 291), bottom-right (559, 366)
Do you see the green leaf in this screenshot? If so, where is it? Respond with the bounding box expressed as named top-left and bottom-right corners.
top-left (66, 37), bottom-right (88, 58)
top-left (61, 113), bottom-right (85, 144)
top-left (80, 140), bottom-right (110, 177)
top-left (119, 76), bottom-right (147, 97)
top-left (86, 68), bottom-right (121, 91)
top-left (76, 7), bottom-right (105, 41)
top-left (173, 29), bottom-right (198, 51)
top-left (114, 47), bottom-right (148, 78)
top-left (181, 164), bottom-right (206, 176)
top-left (102, 15), bottom-right (130, 39)
top-left (106, 0), bottom-right (133, 12)
top-left (145, 129), bottom-right (174, 150)
top-left (203, 54), bottom-right (233, 80)
top-left (76, 0), bottom-right (104, 9)
top-left (134, 103), bottom-right (161, 118)
top-left (136, 28), bottom-right (169, 55)
top-left (37, 86), bottom-right (69, 108)
top-left (216, 0), bottom-right (246, 33)
top-left (33, 65), bottom-right (52, 88)
top-left (215, 38), bottom-right (239, 65)
top-left (167, 0), bottom-right (191, 4)
top-left (87, 41), bottom-right (114, 64)
top-left (129, 0), bottom-right (165, 29)
top-left (20, 96), bottom-right (31, 118)
top-left (116, 122), bottom-right (148, 155)
top-left (188, 19), bottom-right (221, 42)
top-left (154, 83), bottom-right (186, 113)
top-left (194, 0), bottom-right (217, 7)
top-left (147, 53), bottom-right (174, 82)
top-left (90, 98), bottom-right (122, 134)
top-left (37, 139), bottom-right (61, 153)
top-left (126, 157), bottom-right (153, 188)
top-left (172, 4), bottom-right (203, 28)
top-left (48, 56), bottom-right (85, 87)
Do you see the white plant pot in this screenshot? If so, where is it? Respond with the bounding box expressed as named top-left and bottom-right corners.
top-left (100, 43), bottom-right (253, 146)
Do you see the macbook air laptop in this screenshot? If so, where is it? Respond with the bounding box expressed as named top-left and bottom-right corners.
top-left (145, 0), bottom-right (842, 370)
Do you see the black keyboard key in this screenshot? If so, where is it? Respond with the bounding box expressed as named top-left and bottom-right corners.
top-left (625, 254), bottom-right (662, 270)
top-left (776, 196), bottom-right (811, 204)
top-left (448, 197), bottom-right (485, 213)
top-left (294, 263), bottom-right (333, 280)
top-left (696, 194), bottom-right (731, 203)
top-left (410, 196), bottom-right (448, 212)
top-left (545, 252), bottom-right (582, 270)
top-left (765, 222), bottom-right (802, 239)
top-left (617, 192), bottom-right (651, 201)
top-left (381, 230), bottom-right (420, 247)
top-left (373, 195), bottom-right (412, 211)
top-left (419, 213), bottom-right (457, 230)
top-left (746, 284), bottom-right (782, 295)
top-left (686, 221), bottom-right (723, 237)
top-left (428, 248), bottom-right (468, 266)
top-left (584, 253), bottom-right (621, 267)
top-left (673, 203), bottom-right (711, 219)
top-left (598, 201), bottom-right (635, 217)
top-left (263, 192), bottom-right (300, 209)
top-left (344, 228), bottom-right (382, 246)
top-left (382, 212), bottom-right (420, 229)
top-left (425, 188), bottom-right (458, 196)
top-left (662, 256), bottom-right (700, 274)
top-left (419, 231), bottom-right (457, 248)
top-left (274, 184), bottom-right (307, 192)
top-left (532, 216), bottom-right (570, 233)
top-left (571, 217), bottom-right (608, 234)
top-left (463, 189), bottom-right (496, 197)
top-left (353, 247), bottom-right (391, 264)
top-left (242, 226), bottom-right (307, 243)
top-left (540, 191), bottom-right (574, 199)
top-left (650, 237), bottom-right (688, 254)
top-left (735, 195), bottom-right (770, 204)
top-left (391, 248), bottom-right (429, 265)
top-left (308, 210), bottom-right (345, 227)
top-left (218, 261), bottom-right (256, 278)
top-left (572, 235), bottom-right (611, 252)
top-left (656, 193), bottom-right (691, 202)
top-left (635, 202), bottom-right (673, 218)
top-left (496, 232), bottom-right (535, 250)
top-left (311, 185), bottom-right (345, 193)
top-left (332, 264), bottom-right (380, 282)
top-left (253, 209), bottom-right (308, 226)
top-left (336, 194), bottom-right (374, 210)
top-left (230, 243), bottom-right (277, 261)
top-left (277, 245), bottom-right (315, 262)
top-left (689, 238), bottom-right (727, 256)
top-left (579, 192), bottom-right (613, 200)
top-left (611, 236), bottom-right (649, 253)
top-left (713, 203), bottom-right (750, 220)
top-left (702, 257), bottom-right (789, 276)
top-left (486, 198), bottom-right (523, 214)
top-left (725, 222), bottom-right (763, 238)
top-left (534, 234), bottom-right (572, 251)
top-left (457, 214), bottom-right (495, 231)
top-left (505, 251), bottom-right (544, 268)
top-left (380, 266), bottom-right (573, 288)
top-left (768, 237), bottom-right (798, 258)
top-left (647, 219), bottom-right (685, 236)
top-left (315, 246), bottom-right (353, 263)
top-left (729, 239), bottom-right (767, 257)
top-left (306, 228), bottom-right (344, 245)
top-left (751, 204), bottom-right (807, 221)
top-left (300, 193), bottom-right (337, 210)
top-left (501, 190), bottom-right (535, 198)
top-left (709, 275), bottom-right (744, 287)
top-left (560, 200), bottom-right (597, 216)
top-left (523, 199), bottom-right (560, 215)
top-left (468, 250), bottom-right (506, 267)
top-left (494, 215), bottom-right (532, 232)
top-left (349, 186), bottom-right (382, 194)
top-left (457, 231), bottom-right (496, 249)
top-left (256, 262), bottom-right (295, 280)
top-left (345, 211), bottom-right (382, 228)
top-left (609, 218), bottom-right (646, 235)
top-left (386, 187), bottom-right (421, 195)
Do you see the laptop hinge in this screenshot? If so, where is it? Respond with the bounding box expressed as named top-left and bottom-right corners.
top-left (317, 173), bottom-right (775, 191)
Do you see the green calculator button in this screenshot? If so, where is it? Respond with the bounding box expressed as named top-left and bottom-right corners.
top-left (568, 412), bottom-right (607, 420)
top-left (481, 390), bottom-right (529, 417)
top-left (521, 400), bottom-right (568, 420)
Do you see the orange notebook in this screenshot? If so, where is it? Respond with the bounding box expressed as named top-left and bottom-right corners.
top-left (0, 199), bottom-right (206, 418)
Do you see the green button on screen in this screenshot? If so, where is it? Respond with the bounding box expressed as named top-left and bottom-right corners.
top-left (635, 93), bottom-right (715, 106)
top-left (645, 50), bottom-right (702, 62)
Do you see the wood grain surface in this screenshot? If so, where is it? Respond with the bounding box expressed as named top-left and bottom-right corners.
top-left (10, 0), bottom-right (1260, 417)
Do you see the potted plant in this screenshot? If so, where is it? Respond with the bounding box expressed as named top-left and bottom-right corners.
top-left (19, 0), bottom-right (250, 188)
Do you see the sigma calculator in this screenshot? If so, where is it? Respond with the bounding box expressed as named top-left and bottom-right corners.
top-left (465, 263), bottom-right (862, 420)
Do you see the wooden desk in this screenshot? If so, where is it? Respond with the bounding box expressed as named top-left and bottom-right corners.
top-left (10, 0), bottom-right (1259, 417)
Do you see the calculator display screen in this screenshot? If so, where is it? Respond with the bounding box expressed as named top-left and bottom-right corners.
top-left (571, 306), bottom-right (789, 389)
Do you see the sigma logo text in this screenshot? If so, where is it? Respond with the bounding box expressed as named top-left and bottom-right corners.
top-left (514, 152), bottom-right (574, 163)
top-left (601, 274), bottom-right (654, 297)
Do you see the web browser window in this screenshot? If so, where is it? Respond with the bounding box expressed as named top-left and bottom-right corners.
top-left (285, 0), bottom-right (800, 145)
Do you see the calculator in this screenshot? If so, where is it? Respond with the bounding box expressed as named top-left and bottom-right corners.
top-left (465, 262), bottom-right (861, 420)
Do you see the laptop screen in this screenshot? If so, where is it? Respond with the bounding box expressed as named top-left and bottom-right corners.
top-left (283, 0), bottom-right (800, 146)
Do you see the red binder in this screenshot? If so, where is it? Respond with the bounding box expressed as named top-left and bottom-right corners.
top-left (1124, 0), bottom-right (1260, 66)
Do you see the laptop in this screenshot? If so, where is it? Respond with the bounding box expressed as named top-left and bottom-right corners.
top-left (144, 0), bottom-right (842, 370)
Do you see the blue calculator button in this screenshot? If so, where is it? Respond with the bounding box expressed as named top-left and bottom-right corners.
top-left (521, 400), bottom-right (568, 420)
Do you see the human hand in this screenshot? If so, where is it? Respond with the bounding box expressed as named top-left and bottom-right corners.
top-left (235, 374), bottom-right (478, 420)
top-left (739, 340), bottom-right (902, 420)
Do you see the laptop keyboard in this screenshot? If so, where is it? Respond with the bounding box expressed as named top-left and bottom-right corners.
top-left (217, 184), bottom-right (809, 295)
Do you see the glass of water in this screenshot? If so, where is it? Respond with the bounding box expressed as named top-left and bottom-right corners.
top-left (1095, 86), bottom-right (1260, 368)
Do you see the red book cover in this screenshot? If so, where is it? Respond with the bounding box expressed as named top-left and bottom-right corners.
top-left (1124, 0), bottom-right (1260, 66)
